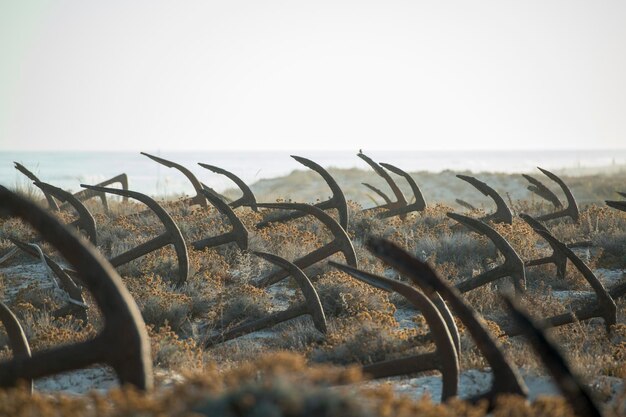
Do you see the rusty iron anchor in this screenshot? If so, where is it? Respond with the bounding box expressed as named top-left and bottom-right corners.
top-left (456, 175), bottom-right (512, 224)
top-left (9, 238), bottom-right (88, 321)
top-left (365, 237), bottom-right (528, 405)
top-left (502, 229), bottom-right (617, 337)
top-left (0, 302), bottom-right (32, 393)
top-left (330, 262), bottom-right (460, 401)
top-left (33, 181), bottom-right (98, 245)
top-left (377, 163), bottom-right (427, 219)
top-left (14, 162), bottom-right (128, 212)
top-left (520, 213), bottom-right (568, 279)
top-left (253, 203), bottom-right (357, 288)
top-left (204, 251), bottom-right (326, 347)
top-left (198, 163), bottom-right (258, 211)
top-left (81, 184), bottom-right (189, 287)
top-left (0, 186), bottom-right (152, 390)
top-left (192, 189), bottom-right (249, 251)
top-left (532, 167), bottom-right (579, 223)
top-left (256, 155), bottom-right (349, 230)
top-left (503, 296), bottom-right (602, 417)
top-left (13, 162), bottom-right (60, 211)
top-left (449, 213), bottom-right (526, 294)
top-left (358, 152), bottom-right (407, 212)
top-left (141, 152), bottom-right (228, 208)
top-left (522, 174), bottom-right (563, 209)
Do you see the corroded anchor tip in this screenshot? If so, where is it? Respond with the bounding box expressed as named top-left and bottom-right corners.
top-left (198, 163), bottom-right (258, 211)
top-left (365, 237), bottom-right (528, 405)
top-left (358, 152), bottom-right (407, 211)
top-left (377, 162), bottom-right (427, 218)
top-left (204, 251), bottom-right (326, 347)
top-left (192, 189), bottom-right (249, 251)
top-left (533, 167), bottom-right (579, 222)
top-left (606, 200), bottom-right (626, 212)
top-left (33, 181), bottom-right (97, 245)
top-left (0, 186), bottom-right (152, 390)
top-left (256, 155), bottom-right (349, 230)
top-left (503, 295), bottom-right (602, 417)
top-left (13, 162), bottom-right (60, 211)
top-left (456, 174), bottom-right (512, 224)
top-left (81, 184), bottom-right (189, 287)
top-left (253, 202), bottom-right (357, 288)
top-left (141, 152), bottom-right (208, 208)
top-left (522, 174), bottom-right (562, 209)
top-left (0, 302), bottom-right (32, 393)
top-left (448, 212), bottom-right (526, 293)
top-left (329, 261), bottom-right (459, 401)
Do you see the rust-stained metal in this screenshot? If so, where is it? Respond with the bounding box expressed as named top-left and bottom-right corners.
top-left (13, 162), bottom-right (60, 211)
top-left (330, 262), bottom-right (459, 401)
top-left (81, 184), bottom-right (189, 287)
top-left (256, 155), bottom-right (349, 230)
top-left (606, 200), bottom-right (626, 212)
top-left (204, 251), bottom-right (326, 347)
top-left (503, 229), bottom-right (617, 337)
top-left (358, 152), bottom-right (407, 211)
top-left (198, 163), bottom-right (258, 211)
top-left (71, 173), bottom-right (129, 211)
top-left (33, 182), bottom-right (97, 245)
top-left (14, 162), bottom-right (129, 212)
top-left (366, 237), bottom-right (528, 404)
top-left (503, 279), bottom-right (626, 338)
top-left (253, 203), bottom-right (357, 288)
top-left (533, 167), bottom-right (579, 223)
top-left (362, 183), bottom-right (393, 206)
top-left (503, 296), bottom-right (601, 417)
top-left (0, 302), bottom-right (32, 393)
top-left (449, 213), bottom-right (526, 293)
top-left (522, 174), bottom-right (562, 209)
top-left (537, 228), bottom-right (616, 331)
top-left (377, 163), bottom-right (427, 218)
top-left (141, 152), bottom-right (209, 208)
top-left (192, 189), bottom-right (249, 251)
top-left (0, 186), bottom-right (152, 390)
top-left (456, 175), bottom-right (512, 224)
top-left (520, 213), bottom-right (567, 279)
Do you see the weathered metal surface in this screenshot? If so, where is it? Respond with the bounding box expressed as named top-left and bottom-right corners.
top-left (253, 203), bottom-right (357, 288)
top-left (365, 237), bottom-right (528, 405)
top-left (0, 186), bottom-right (153, 390)
top-left (456, 174), bottom-right (512, 224)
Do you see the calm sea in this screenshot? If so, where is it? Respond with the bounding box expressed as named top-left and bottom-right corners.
top-left (1, 149), bottom-right (625, 197)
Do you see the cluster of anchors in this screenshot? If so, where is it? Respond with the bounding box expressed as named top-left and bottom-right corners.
top-left (1, 151), bottom-right (625, 416)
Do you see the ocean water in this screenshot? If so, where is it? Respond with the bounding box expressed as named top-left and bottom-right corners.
top-left (1, 149), bottom-right (625, 197)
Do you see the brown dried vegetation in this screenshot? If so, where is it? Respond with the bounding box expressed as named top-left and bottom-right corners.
top-left (1, 175), bottom-right (626, 416)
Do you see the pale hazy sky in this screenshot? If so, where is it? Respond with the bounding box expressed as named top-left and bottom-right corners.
top-left (1, 1), bottom-right (625, 151)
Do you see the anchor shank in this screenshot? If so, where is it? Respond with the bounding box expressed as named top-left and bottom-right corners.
top-left (257, 243), bottom-right (338, 287)
top-left (257, 200), bottom-right (336, 228)
top-left (455, 265), bottom-right (506, 293)
top-left (109, 233), bottom-right (171, 267)
top-left (192, 232), bottom-right (237, 251)
top-left (362, 351), bottom-right (439, 379)
top-left (205, 304), bottom-right (308, 347)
